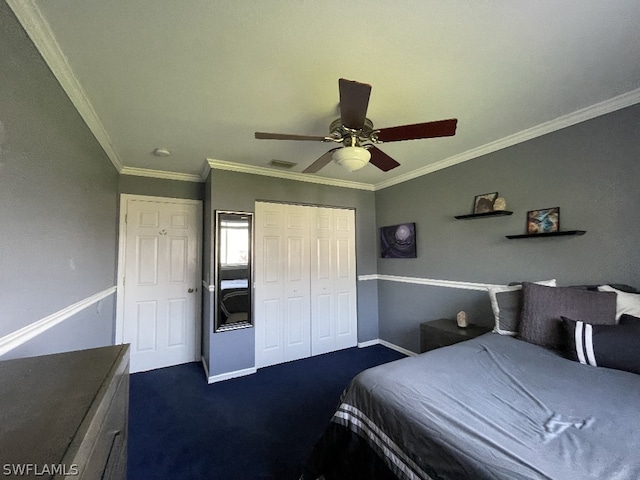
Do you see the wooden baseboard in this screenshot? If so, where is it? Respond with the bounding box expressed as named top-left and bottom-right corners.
top-left (358, 338), bottom-right (417, 357)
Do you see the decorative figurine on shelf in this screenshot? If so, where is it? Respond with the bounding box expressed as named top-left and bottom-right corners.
top-left (493, 197), bottom-right (507, 211)
top-left (456, 311), bottom-right (468, 328)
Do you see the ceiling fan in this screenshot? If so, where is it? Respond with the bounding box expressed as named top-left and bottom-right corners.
top-left (255, 78), bottom-right (458, 173)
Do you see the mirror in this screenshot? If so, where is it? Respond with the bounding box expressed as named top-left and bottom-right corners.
top-left (214, 211), bottom-right (253, 332)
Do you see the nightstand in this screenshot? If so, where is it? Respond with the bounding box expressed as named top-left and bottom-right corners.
top-left (420, 318), bottom-right (492, 353)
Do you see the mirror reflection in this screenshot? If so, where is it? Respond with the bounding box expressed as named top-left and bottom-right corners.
top-left (214, 211), bottom-right (253, 332)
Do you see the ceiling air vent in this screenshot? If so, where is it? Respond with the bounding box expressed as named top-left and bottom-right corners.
top-left (268, 159), bottom-right (297, 169)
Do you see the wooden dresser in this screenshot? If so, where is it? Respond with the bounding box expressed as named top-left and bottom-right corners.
top-left (0, 344), bottom-right (130, 480)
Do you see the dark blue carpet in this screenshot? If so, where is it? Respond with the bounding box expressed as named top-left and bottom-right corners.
top-left (128, 345), bottom-right (406, 480)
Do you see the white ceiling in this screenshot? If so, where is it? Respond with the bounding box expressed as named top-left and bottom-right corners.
top-left (10, 0), bottom-right (640, 189)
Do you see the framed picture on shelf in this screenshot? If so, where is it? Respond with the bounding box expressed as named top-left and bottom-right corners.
top-left (473, 192), bottom-right (498, 214)
top-left (527, 207), bottom-right (560, 234)
top-left (380, 223), bottom-right (416, 258)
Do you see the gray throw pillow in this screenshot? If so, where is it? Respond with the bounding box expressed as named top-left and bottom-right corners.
top-left (489, 279), bottom-right (556, 335)
top-left (597, 285), bottom-right (640, 320)
top-left (519, 282), bottom-right (617, 350)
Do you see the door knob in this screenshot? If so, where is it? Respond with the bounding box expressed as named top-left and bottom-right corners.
top-left (188, 288), bottom-right (197, 293)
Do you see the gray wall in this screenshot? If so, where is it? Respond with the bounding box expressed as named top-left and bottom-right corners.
top-left (206, 169), bottom-right (378, 376)
top-left (0, 3), bottom-right (119, 356)
top-left (119, 174), bottom-right (204, 201)
top-left (375, 103), bottom-right (640, 352)
top-left (2, 296), bottom-right (116, 360)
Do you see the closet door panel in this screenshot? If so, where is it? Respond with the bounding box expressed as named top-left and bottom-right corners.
top-left (337, 292), bottom-right (352, 335)
top-left (254, 203), bottom-right (285, 368)
top-left (263, 237), bottom-right (281, 283)
top-left (311, 208), bottom-right (336, 355)
top-left (283, 205), bottom-right (311, 362)
top-left (336, 237), bottom-right (351, 279)
top-left (315, 237), bottom-right (332, 280)
top-left (262, 299), bottom-right (282, 350)
top-left (316, 293), bottom-right (333, 339)
top-left (286, 297), bottom-right (305, 344)
top-left (332, 209), bottom-right (358, 350)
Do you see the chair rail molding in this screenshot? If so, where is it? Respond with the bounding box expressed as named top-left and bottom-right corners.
top-left (358, 274), bottom-right (503, 291)
top-left (0, 287), bottom-right (117, 356)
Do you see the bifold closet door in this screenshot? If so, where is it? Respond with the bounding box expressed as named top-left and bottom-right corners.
top-left (255, 202), bottom-right (357, 368)
top-left (254, 203), bottom-right (311, 368)
top-left (310, 207), bottom-right (358, 355)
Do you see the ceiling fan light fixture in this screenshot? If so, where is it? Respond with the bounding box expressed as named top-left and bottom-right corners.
top-left (332, 146), bottom-right (371, 172)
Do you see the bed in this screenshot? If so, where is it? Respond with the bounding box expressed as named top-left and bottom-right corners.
top-left (302, 283), bottom-right (640, 480)
top-left (219, 278), bottom-right (249, 324)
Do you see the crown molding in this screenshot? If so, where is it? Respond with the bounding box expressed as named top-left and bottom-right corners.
top-left (7, 0), bottom-right (124, 174)
top-left (374, 87), bottom-right (640, 190)
top-left (10, 0), bottom-right (639, 190)
top-left (205, 158), bottom-right (375, 191)
top-left (120, 166), bottom-right (203, 183)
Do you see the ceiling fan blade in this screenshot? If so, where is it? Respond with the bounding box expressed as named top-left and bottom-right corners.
top-left (302, 148), bottom-right (339, 173)
top-left (255, 132), bottom-right (326, 141)
top-left (376, 118), bottom-right (458, 142)
top-left (369, 146), bottom-right (401, 172)
top-left (339, 78), bottom-right (371, 130)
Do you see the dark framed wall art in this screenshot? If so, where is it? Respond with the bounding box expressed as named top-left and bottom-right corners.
top-left (473, 192), bottom-right (498, 213)
top-left (380, 223), bottom-right (417, 258)
top-left (527, 207), bottom-right (560, 234)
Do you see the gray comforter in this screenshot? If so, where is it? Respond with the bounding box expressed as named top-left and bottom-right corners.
top-left (330, 333), bottom-right (640, 479)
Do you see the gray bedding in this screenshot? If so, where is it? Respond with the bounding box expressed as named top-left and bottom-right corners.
top-left (331, 333), bottom-right (640, 479)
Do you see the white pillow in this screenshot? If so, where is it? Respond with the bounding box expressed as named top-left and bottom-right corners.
top-left (597, 285), bottom-right (640, 320)
top-left (489, 279), bottom-right (556, 335)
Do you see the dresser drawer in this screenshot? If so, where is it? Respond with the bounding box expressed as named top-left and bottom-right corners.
top-left (77, 366), bottom-right (129, 480)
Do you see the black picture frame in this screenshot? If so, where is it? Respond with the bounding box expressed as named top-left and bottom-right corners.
top-left (380, 223), bottom-right (417, 258)
top-left (526, 207), bottom-right (560, 234)
top-left (473, 192), bottom-right (498, 214)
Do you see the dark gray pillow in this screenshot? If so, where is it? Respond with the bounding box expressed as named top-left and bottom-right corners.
top-left (490, 287), bottom-right (524, 335)
top-left (489, 279), bottom-right (556, 336)
top-left (620, 314), bottom-right (640, 325)
top-left (518, 282), bottom-right (617, 350)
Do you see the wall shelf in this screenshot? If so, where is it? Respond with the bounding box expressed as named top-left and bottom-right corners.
top-left (454, 211), bottom-right (513, 220)
top-left (505, 230), bottom-right (586, 239)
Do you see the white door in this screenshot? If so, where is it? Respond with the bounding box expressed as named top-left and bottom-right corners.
top-left (254, 202), bottom-right (311, 368)
top-left (117, 195), bottom-right (202, 373)
top-left (311, 207), bottom-right (358, 355)
top-left (282, 205), bottom-right (312, 362)
top-left (255, 202), bottom-right (357, 367)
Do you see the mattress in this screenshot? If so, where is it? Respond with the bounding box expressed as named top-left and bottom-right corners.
top-left (303, 333), bottom-right (640, 479)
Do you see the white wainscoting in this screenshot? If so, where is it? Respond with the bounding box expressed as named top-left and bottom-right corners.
top-left (0, 287), bottom-right (117, 356)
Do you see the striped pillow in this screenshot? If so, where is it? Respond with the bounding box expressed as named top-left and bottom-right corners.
top-left (561, 317), bottom-right (640, 375)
